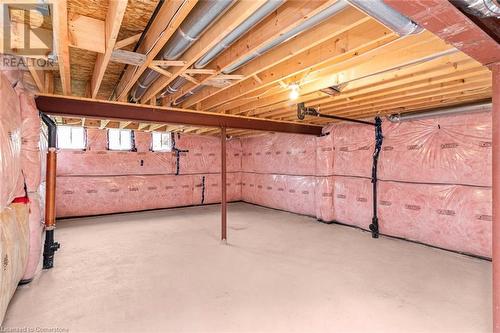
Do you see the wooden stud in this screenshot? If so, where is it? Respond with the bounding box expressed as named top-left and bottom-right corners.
top-left (52, 0), bottom-right (71, 95)
top-left (68, 14), bottom-right (106, 54)
top-left (27, 60), bottom-right (45, 92)
top-left (139, 0), bottom-right (270, 103)
top-left (91, 0), bottom-right (128, 98)
top-left (115, 0), bottom-right (198, 101)
top-left (114, 33), bottom-right (142, 50)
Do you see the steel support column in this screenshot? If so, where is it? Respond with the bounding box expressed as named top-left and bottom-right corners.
top-left (221, 127), bottom-right (227, 242)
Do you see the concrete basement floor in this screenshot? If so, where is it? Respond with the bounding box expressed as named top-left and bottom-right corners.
top-left (2, 202), bottom-right (492, 333)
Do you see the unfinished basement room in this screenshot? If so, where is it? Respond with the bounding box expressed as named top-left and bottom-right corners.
top-left (0, 0), bottom-right (499, 332)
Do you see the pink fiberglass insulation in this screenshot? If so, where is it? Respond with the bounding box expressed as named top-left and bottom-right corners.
top-left (57, 134), bottom-right (242, 176)
top-left (378, 181), bottom-right (491, 257)
top-left (315, 134), bottom-right (334, 176)
top-left (57, 150), bottom-right (176, 176)
top-left (39, 125), bottom-right (48, 184)
top-left (331, 123), bottom-right (374, 178)
top-left (0, 67), bottom-right (21, 86)
top-left (86, 128), bottom-right (108, 150)
top-left (0, 73), bottom-right (24, 209)
top-left (22, 192), bottom-right (44, 281)
top-left (241, 172), bottom-right (316, 217)
top-left (17, 85), bottom-right (42, 192)
top-left (134, 131), bottom-right (151, 152)
top-left (315, 176), bottom-right (335, 222)
top-left (0, 203), bottom-right (29, 323)
top-left (380, 110), bottom-right (491, 187)
top-left (333, 176), bottom-right (373, 229)
top-left (241, 133), bottom-right (316, 175)
top-left (176, 134), bottom-right (242, 174)
top-left (198, 173), bottom-right (242, 204)
top-left (56, 173), bottom-right (242, 218)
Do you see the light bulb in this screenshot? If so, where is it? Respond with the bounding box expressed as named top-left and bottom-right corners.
top-left (289, 84), bottom-right (299, 100)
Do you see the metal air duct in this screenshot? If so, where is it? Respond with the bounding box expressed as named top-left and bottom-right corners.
top-left (346, 0), bottom-right (422, 36)
top-left (387, 101), bottom-right (492, 122)
top-left (129, 0), bottom-right (234, 102)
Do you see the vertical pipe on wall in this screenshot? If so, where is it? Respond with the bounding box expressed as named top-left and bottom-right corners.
top-left (369, 116), bottom-right (383, 238)
top-left (221, 127), bottom-right (227, 242)
top-left (40, 113), bottom-right (60, 269)
top-left (492, 63), bottom-right (500, 333)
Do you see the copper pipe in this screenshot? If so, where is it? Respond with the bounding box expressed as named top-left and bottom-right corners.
top-left (492, 63), bottom-right (500, 333)
top-left (221, 127), bottom-right (227, 242)
top-left (45, 148), bottom-right (57, 229)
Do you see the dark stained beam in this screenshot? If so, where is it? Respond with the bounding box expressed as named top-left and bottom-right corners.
top-left (35, 95), bottom-right (322, 136)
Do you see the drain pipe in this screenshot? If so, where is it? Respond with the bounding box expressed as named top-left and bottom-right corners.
top-left (387, 101), bottom-right (492, 122)
top-left (297, 103), bottom-right (382, 238)
top-left (40, 113), bottom-right (60, 269)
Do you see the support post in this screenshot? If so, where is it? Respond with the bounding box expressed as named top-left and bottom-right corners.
top-left (221, 127), bottom-right (227, 242)
top-left (492, 63), bottom-right (500, 333)
top-left (40, 113), bottom-right (60, 269)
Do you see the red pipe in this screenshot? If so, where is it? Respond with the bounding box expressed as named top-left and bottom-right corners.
top-left (221, 127), bottom-right (227, 242)
top-left (493, 63), bottom-right (500, 333)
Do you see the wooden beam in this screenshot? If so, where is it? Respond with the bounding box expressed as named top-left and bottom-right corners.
top-left (139, 0), bottom-right (271, 103)
top-left (151, 60), bottom-right (187, 67)
top-left (91, 0), bottom-right (128, 98)
top-left (35, 95), bottom-right (322, 135)
top-left (220, 33), bottom-right (454, 115)
top-left (195, 19), bottom-right (394, 110)
top-left (68, 14), bottom-right (105, 54)
top-left (44, 71), bottom-right (54, 94)
top-left (114, 33), bottom-right (141, 50)
top-left (27, 61), bottom-right (45, 92)
top-left (173, 0), bottom-right (358, 107)
top-left (120, 121), bottom-right (132, 129)
top-left (115, 0), bottom-right (198, 101)
top-left (149, 65), bottom-right (173, 77)
top-left (110, 49), bottom-right (146, 66)
top-left (176, 7), bottom-right (374, 108)
top-left (5, 13), bottom-right (111, 55)
top-left (52, 0), bottom-right (71, 95)
top-left (180, 73), bottom-right (199, 85)
top-left (249, 54), bottom-right (484, 117)
top-left (184, 68), bottom-right (217, 75)
top-left (99, 120), bottom-right (110, 129)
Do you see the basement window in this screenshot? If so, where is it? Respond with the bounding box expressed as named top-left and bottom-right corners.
top-left (56, 126), bottom-right (86, 150)
top-left (108, 129), bottom-right (134, 151)
top-left (152, 132), bottom-right (172, 152)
